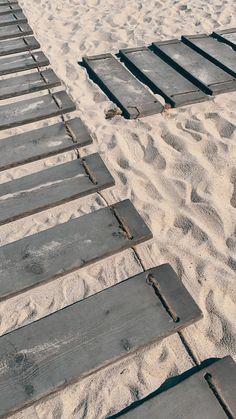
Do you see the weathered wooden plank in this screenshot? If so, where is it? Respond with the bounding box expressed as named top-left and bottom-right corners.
top-left (0, 91), bottom-right (76, 130)
top-left (112, 356), bottom-right (236, 418)
top-left (0, 0), bottom-right (18, 4)
top-left (212, 28), bottom-right (236, 51)
top-left (0, 50), bottom-right (49, 76)
top-left (0, 11), bottom-right (27, 27)
top-left (0, 199), bottom-right (152, 300)
top-left (83, 53), bottom-right (163, 118)
top-left (0, 22), bottom-right (32, 40)
top-left (0, 3), bottom-right (21, 14)
top-left (152, 39), bottom-right (236, 95)
top-left (0, 153), bottom-right (114, 225)
top-left (119, 46), bottom-right (209, 107)
top-left (0, 118), bottom-right (92, 171)
top-left (182, 34), bottom-right (236, 78)
top-left (0, 264), bottom-right (202, 417)
top-left (0, 35), bottom-right (39, 56)
top-left (0, 69), bottom-right (60, 100)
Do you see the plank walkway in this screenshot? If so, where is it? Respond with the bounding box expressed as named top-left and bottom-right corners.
top-left (0, 3), bottom-right (21, 14)
top-left (0, 50), bottom-right (49, 75)
top-left (0, 35), bottom-right (39, 56)
top-left (0, 22), bottom-right (32, 40)
top-left (0, 264), bottom-right (202, 417)
top-left (0, 11), bottom-right (27, 27)
top-left (111, 356), bottom-right (236, 418)
top-left (212, 28), bottom-right (236, 50)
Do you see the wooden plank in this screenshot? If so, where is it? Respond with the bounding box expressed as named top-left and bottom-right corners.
top-left (0, 264), bottom-right (202, 417)
top-left (0, 118), bottom-right (92, 171)
top-left (0, 50), bottom-right (49, 76)
top-left (0, 199), bottom-right (152, 300)
top-left (212, 28), bottom-right (236, 51)
top-left (0, 11), bottom-right (27, 27)
top-left (182, 34), bottom-right (236, 78)
top-left (0, 69), bottom-right (61, 100)
top-left (119, 46), bottom-right (209, 107)
top-left (0, 153), bottom-right (114, 225)
top-left (0, 4), bottom-right (21, 14)
top-left (0, 35), bottom-right (39, 57)
top-left (0, 0), bottom-right (18, 4)
top-left (112, 356), bottom-right (236, 418)
top-left (0, 91), bottom-right (76, 130)
top-left (83, 53), bottom-right (163, 118)
top-left (152, 39), bottom-right (236, 95)
top-left (0, 22), bottom-right (32, 40)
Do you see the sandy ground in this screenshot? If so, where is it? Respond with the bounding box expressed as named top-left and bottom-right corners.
top-left (0, 0), bottom-right (235, 417)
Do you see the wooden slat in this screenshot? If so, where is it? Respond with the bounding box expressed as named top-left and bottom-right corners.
top-left (0, 22), bottom-right (32, 40)
top-left (0, 4), bottom-right (21, 14)
top-left (0, 35), bottom-right (39, 56)
top-left (212, 28), bottom-right (236, 51)
top-left (112, 356), bottom-right (236, 418)
top-left (0, 118), bottom-right (92, 171)
top-left (119, 47), bottom-right (209, 107)
top-left (0, 11), bottom-right (27, 27)
top-left (83, 53), bottom-right (163, 118)
top-left (0, 91), bottom-right (76, 130)
top-left (0, 50), bottom-right (49, 76)
top-left (0, 153), bottom-right (114, 225)
top-left (182, 34), bottom-right (236, 78)
top-left (0, 0), bottom-right (18, 4)
top-left (0, 199), bottom-right (152, 300)
top-left (152, 39), bottom-right (236, 95)
top-left (0, 69), bottom-right (61, 100)
top-left (0, 264), bottom-right (202, 417)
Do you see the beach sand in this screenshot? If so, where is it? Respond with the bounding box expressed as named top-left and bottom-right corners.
top-left (0, 0), bottom-right (235, 417)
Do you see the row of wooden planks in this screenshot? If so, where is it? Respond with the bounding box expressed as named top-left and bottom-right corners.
top-left (82, 28), bottom-right (236, 118)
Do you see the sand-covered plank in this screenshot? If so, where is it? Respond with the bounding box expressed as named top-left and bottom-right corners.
top-left (0, 91), bottom-right (76, 130)
top-left (0, 22), bottom-right (32, 40)
top-left (0, 35), bottom-right (39, 56)
top-left (212, 28), bottom-right (236, 50)
top-left (119, 46), bottom-right (209, 107)
top-left (83, 53), bottom-right (163, 118)
top-left (0, 264), bottom-right (202, 417)
top-left (0, 11), bottom-right (27, 27)
top-left (152, 39), bottom-right (236, 95)
top-left (0, 153), bottom-right (114, 225)
top-left (0, 50), bottom-right (49, 76)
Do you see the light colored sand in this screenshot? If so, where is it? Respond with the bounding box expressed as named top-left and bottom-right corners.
top-left (0, 0), bottom-right (235, 417)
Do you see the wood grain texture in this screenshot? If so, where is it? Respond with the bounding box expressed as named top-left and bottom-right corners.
top-left (0, 91), bottom-right (76, 130)
top-left (0, 50), bottom-right (49, 76)
top-left (0, 199), bottom-right (152, 300)
top-left (0, 264), bottom-right (202, 418)
top-left (0, 22), bottom-right (32, 40)
top-left (0, 11), bottom-right (27, 27)
top-left (0, 4), bottom-right (21, 14)
top-left (0, 153), bottom-right (114, 225)
top-left (0, 35), bottom-right (39, 56)
top-left (112, 356), bottom-right (236, 418)
top-left (0, 118), bottom-right (92, 171)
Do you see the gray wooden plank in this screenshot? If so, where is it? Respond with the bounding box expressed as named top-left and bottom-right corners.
top-left (0, 4), bottom-right (21, 14)
top-left (0, 50), bottom-right (49, 76)
top-left (0, 11), bottom-right (27, 27)
top-left (0, 199), bottom-right (152, 300)
top-left (0, 153), bottom-right (114, 225)
top-left (212, 28), bottom-right (236, 51)
top-left (182, 34), bottom-right (236, 78)
top-left (0, 118), bottom-right (92, 171)
top-left (112, 356), bottom-right (236, 418)
top-left (0, 91), bottom-right (76, 130)
top-left (0, 35), bottom-right (39, 57)
top-left (119, 46), bottom-right (209, 107)
top-left (83, 53), bottom-right (163, 118)
top-left (0, 69), bottom-right (61, 100)
top-left (0, 264), bottom-right (202, 417)
top-left (152, 39), bottom-right (236, 95)
top-left (0, 22), bottom-right (32, 40)
top-left (0, 0), bottom-right (18, 4)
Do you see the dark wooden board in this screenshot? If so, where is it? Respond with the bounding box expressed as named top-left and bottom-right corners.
top-left (0, 91), bottom-right (76, 130)
top-left (0, 199), bottom-right (152, 300)
top-left (0, 118), bottom-right (92, 171)
top-left (182, 34), bottom-right (236, 78)
top-left (152, 39), bottom-right (236, 95)
top-left (0, 0), bottom-right (18, 4)
top-left (0, 50), bottom-right (49, 76)
top-left (119, 47), bottom-right (209, 107)
top-left (112, 356), bottom-right (236, 418)
top-left (83, 53), bottom-right (163, 118)
top-left (0, 153), bottom-right (114, 225)
top-left (0, 69), bottom-right (60, 100)
top-left (0, 11), bottom-right (27, 27)
top-left (0, 22), bottom-right (32, 40)
top-left (212, 28), bottom-right (236, 51)
top-left (0, 35), bottom-right (39, 56)
top-left (0, 3), bottom-right (21, 14)
top-left (0, 264), bottom-right (202, 417)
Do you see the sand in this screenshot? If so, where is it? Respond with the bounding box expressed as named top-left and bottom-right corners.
top-left (0, 0), bottom-right (235, 417)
